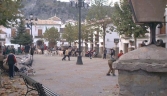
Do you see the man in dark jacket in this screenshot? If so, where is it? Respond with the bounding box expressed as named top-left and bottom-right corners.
top-left (6, 51), bottom-right (17, 80)
top-left (103, 48), bottom-right (107, 59)
top-left (25, 44), bottom-right (30, 54)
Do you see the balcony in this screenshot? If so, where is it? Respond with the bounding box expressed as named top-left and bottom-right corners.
top-left (34, 36), bottom-right (43, 38)
top-left (0, 38), bottom-right (5, 41)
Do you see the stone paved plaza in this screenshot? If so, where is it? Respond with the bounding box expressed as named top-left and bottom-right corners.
top-left (26, 54), bottom-right (119, 96)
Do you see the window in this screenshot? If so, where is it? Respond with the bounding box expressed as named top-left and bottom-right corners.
top-left (26, 29), bottom-right (30, 35)
top-left (11, 28), bottom-right (16, 37)
top-left (38, 29), bottom-right (42, 36)
top-left (160, 24), bottom-right (166, 34)
top-left (160, 16), bottom-right (166, 34)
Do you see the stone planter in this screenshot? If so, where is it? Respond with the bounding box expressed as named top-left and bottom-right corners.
top-left (113, 45), bottom-right (167, 96)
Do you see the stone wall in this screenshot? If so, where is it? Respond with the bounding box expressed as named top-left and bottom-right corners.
top-left (113, 45), bottom-right (167, 96)
top-left (119, 70), bottom-right (167, 96)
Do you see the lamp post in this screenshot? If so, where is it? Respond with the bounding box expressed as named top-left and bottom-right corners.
top-left (113, 1), bottom-right (167, 96)
top-left (70, 0), bottom-right (89, 65)
top-left (129, 0), bottom-right (167, 46)
top-left (26, 14), bottom-right (38, 44)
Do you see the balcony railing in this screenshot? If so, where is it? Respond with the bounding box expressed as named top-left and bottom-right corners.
top-left (0, 38), bottom-right (5, 41)
top-left (34, 36), bottom-right (43, 38)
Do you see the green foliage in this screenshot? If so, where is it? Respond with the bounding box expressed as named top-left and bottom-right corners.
top-left (62, 23), bottom-right (77, 45)
top-left (43, 27), bottom-right (60, 44)
top-left (86, 0), bottom-right (114, 48)
top-left (11, 19), bottom-right (32, 45)
top-left (111, 0), bottom-right (148, 38)
top-left (20, 33), bottom-right (32, 45)
top-left (0, 0), bottom-right (22, 27)
top-left (87, 0), bottom-right (113, 20)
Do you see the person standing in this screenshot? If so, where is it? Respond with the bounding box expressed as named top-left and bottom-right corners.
top-left (11, 45), bottom-right (15, 54)
top-left (89, 49), bottom-right (93, 59)
top-left (110, 49), bottom-right (115, 59)
top-left (103, 48), bottom-right (107, 59)
top-left (25, 44), bottom-right (30, 54)
top-left (40, 44), bottom-right (44, 54)
top-left (30, 45), bottom-right (35, 60)
top-left (118, 50), bottom-right (123, 58)
top-left (6, 51), bottom-right (17, 80)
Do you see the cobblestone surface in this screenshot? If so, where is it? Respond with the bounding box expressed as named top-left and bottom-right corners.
top-left (31, 54), bottom-right (119, 96)
top-left (0, 54), bottom-right (119, 96)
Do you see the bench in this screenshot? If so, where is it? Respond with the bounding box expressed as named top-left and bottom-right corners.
top-left (19, 72), bottom-right (60, 96)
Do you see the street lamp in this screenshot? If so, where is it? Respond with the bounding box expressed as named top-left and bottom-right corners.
top-left (70, 0), bottom-right (89, 65)
top-left (129, 0), bottom-right (167, 46)
top-left (26, 14), bottom-right (38, 44)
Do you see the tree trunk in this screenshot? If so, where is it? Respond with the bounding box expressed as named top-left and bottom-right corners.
top-left (134, 37), bottom-right (137, 49)
top-left (103, 26), bottom-right (106, 50)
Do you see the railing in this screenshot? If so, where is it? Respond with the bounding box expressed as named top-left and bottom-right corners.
top-left (0, 38), bottom-right (5, 41)
top-left (34, 36), bottom-right (43, 38)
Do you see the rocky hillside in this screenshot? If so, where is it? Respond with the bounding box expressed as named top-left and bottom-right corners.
top-left (21, 0), bottom-right (89, 23)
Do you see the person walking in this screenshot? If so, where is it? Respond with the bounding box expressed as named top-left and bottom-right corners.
top-left (67, 48), bottom-right (71, 61)
top-left (106, 57), bottom-right (116, 76)
top-left (106, 48), bottom-right (116, 76)
top-left (62, 49), bottom-right (66, 61)
top-left (62, 48), bottom-right (70, 61)
top-left (6, 51), bottom-right (17, 80)
top-left (103, 48), bottom-right (107, 59)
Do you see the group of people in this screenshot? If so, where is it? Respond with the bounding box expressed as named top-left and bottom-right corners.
top-left (103, 48), bottom-right (123, 59)
top-left (3, 45), bottom-right (16, 56)
top-left (85, 49), bottom-right (96, 59)
top-left (5, 44), bottom-right (35, 80)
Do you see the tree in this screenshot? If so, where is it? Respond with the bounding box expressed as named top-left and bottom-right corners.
top-left (86, 0), bottom-right (113, 49)
top-left (62, 23), bottom-right (77, 46)
top-left (0, 0), bottom-right (22, 27)
top-left (11, 19), bottom-right (32, 46)
top-left (43, 27), bottom-right (60, 46)
top-left (111, 0), bottom-right (148, 48)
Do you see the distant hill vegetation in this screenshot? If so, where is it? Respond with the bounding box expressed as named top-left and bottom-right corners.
top-left (21, 0), bottom-right (89, 23)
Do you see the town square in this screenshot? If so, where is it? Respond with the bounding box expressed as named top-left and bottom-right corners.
top-left (0, 0), bottom-right (167, 96)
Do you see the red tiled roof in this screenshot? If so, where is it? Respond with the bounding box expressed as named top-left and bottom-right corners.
top-left (48, 16), bottom-right (61, 21)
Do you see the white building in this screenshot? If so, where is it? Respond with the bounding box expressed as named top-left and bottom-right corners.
top-left (0, 15), bottom-right (120, 54)
top-left (0, 15), bottom-right (62, 48)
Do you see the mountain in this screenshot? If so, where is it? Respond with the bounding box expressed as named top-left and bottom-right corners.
top-left (21, 0), bottom-right (89, 23)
